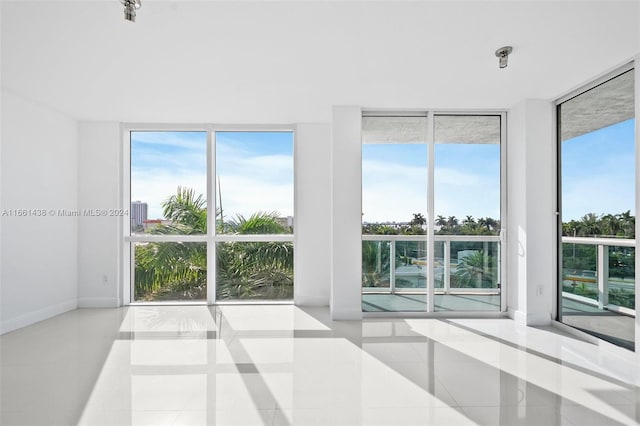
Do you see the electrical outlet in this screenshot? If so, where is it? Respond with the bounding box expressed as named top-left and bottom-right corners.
top-left (536, 285), bottom-right (543, 296)
top-left (102, 274), bottom-right (108, 284)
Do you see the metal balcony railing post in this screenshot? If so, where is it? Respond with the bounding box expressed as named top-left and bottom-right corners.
top-left (443, 239), bottom-right (450, 294)
top-left (597, 244), bottom-right (609, 309)
top-left (390, 241), bottom-right (396, 294)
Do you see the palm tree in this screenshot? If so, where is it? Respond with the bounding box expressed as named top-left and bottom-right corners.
top-left (600, 214), bottom-right (620, 237)
top-left (229, 211), bottom-right (290, 234)
top-left (454, 251), bottom-right (496, 288)
top-left (447, 216), bottom-right (459, 228)
top-left (619, 210), bottom-right (635, 237)
top-left (135, 188), bottom-right (294, 301)
top-left (579, 213), bottom-right (600, 236)
top-left (217, 211), bottom-right (293, 300)
top-left (410, 213), bottom-right (426, 226)
top-left (161, 186), bottom-right (207, 233)
top-left (435, 215), bottom-right (447, 227)
top-left (135, 187), bottom-right (208, 300)
top-left (485, 217), bottom-right (500, 234)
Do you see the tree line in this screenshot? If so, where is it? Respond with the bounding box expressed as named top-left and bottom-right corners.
top-left (562, 211), bottom-right (635, 238)
top-left (364, 210), bottom-right (636, 238)
top-left (363, 213), bottom-right (500, 236)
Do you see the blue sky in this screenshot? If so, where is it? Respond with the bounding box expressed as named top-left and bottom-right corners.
top-left (131, 119), bottom-right (635, 224)
top-left (562, 119), bottom-right (635, 221)
top-left (362, 143), bottom-right (500, 223)
top-left (131, 131), bottom-right (207, 220)
top-left (216, 132), bottom-right (294, 219)
top-left (131, 131), bottom-right (293, 220)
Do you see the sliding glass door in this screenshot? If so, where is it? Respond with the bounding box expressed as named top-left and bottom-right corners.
top-left (361, 115), bottom-right (429, 312)
top-left (361, 113), bottom-right (504, 313)
top-left (558, 67), bottom-right (636, 350)
top-left (433, 115), bottom-right (502, 312)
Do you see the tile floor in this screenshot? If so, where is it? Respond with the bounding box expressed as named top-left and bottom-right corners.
top-left (1, 305), bottom-right (639, 426)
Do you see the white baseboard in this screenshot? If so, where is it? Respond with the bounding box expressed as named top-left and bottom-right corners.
top-left (1, 298), bottom-right (78, 335)
top-left (78, 297), bottom-right (120, 308)
top-left (507, 309), bottom-right (551, 326)
top-left (507, 308), bottom-right (526, 324)
top-left (330, 307), bottom-right (362, 321)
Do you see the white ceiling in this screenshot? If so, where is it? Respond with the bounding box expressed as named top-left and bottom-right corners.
top-left (1, 1), bottom-right (638, 123)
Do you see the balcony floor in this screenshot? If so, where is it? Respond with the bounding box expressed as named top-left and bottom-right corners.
top-left (362, 293), bottom-right (500, 312)
top-left (362, 293), bottom-right (636, 350)
top-left (561, 299), bottom-right (635, 350)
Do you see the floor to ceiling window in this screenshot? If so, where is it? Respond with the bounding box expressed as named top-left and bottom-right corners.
top-left (361, 115), bottom-right (429, 312)
top-left (361, 112), bottom-right (505, 313)
top-left (214, 131), bottom-right (294, 301)
top-left (126, 128), bottom-right (294, 303)
top-left (433, 115), bottom-right (502, 312)
top-left (558, 66), bottom-right (636, 350)
top-left (130, 131), bottom-right (208, 302)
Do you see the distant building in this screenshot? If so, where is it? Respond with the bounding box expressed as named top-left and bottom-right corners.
top-left (131, 201), bottom-right (148, 230)
top-left (277, 216), bottom-right (294, 230)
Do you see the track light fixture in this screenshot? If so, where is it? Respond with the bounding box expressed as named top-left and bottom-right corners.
top-left (495, 46), bottom-right (513, 69)
top-left (121, 0), bottom-right (141, 22)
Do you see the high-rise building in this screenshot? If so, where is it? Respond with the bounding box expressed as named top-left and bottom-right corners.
top-left (131, 201), bottom-right (148, 230)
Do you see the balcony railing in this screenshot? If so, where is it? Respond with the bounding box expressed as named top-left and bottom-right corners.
top-left (362, 234), bottom-right (501, 295)
top-left (561, 236), bottom-right (636, 316)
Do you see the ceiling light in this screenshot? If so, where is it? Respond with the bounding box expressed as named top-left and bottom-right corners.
top-left (495, 46), bottom-right (513, 69)
top-left (121, 0), bottom-right (141, 23)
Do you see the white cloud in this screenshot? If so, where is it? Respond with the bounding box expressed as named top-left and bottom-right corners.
top-left (132, 143), bottom-right (293, 220)
top-left (362, 159), bottom-right (500, 222)
top-left (132, 132), bottom-right (206, 152)
top-left (131, 169), bottom-right (207, 220)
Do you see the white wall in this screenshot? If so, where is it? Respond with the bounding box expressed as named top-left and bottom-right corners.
top-left (77, 122), bottom-right (121, 308)
top-left (330, 107), bottom-right (363, 320)
top-left (295, 123), bottom-right (332, 306)
top-left (75, 122), bottom-right (334, 307)
top-left (507, 99), bottom-right (556, 326)
top-left (0, 90), bottom-right (79, 333)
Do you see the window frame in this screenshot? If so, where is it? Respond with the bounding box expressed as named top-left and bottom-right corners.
top-left (555, 62), bottom-right (636, 334)
top-left (360, 110), bottom-right (507, 314)
top-left (122, 124), bottom-right (296, 305)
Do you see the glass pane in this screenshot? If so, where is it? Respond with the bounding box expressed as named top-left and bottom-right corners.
top-left (434, 115), bottom-right (501, 312)
top-left (361, 115), bottom-right (428, 312)
top-left (559, 69), bottom-right (635, 350)
top-left (362, 146), bottom-right (428, 231)
top-left (216, 131), bottom-right (294, 234)
top-left (434, 241), bottom-right (500, 312)
top-left (133, 242), bottom-right (207, 302)
top-left (434, 241), bottom-right (445, 290)
top-left (394, 240), bottom-right (427, 290)
top-left (608, 246), bottom-right (635, 310)
top-left (362, 241), bottom-right (391, 290)
top-left (561, 242), bottom-right (598, 302)
top-left (216, 241), bottom-right (293, 301)
top-left (130, 131), bottom-right (207, 235)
